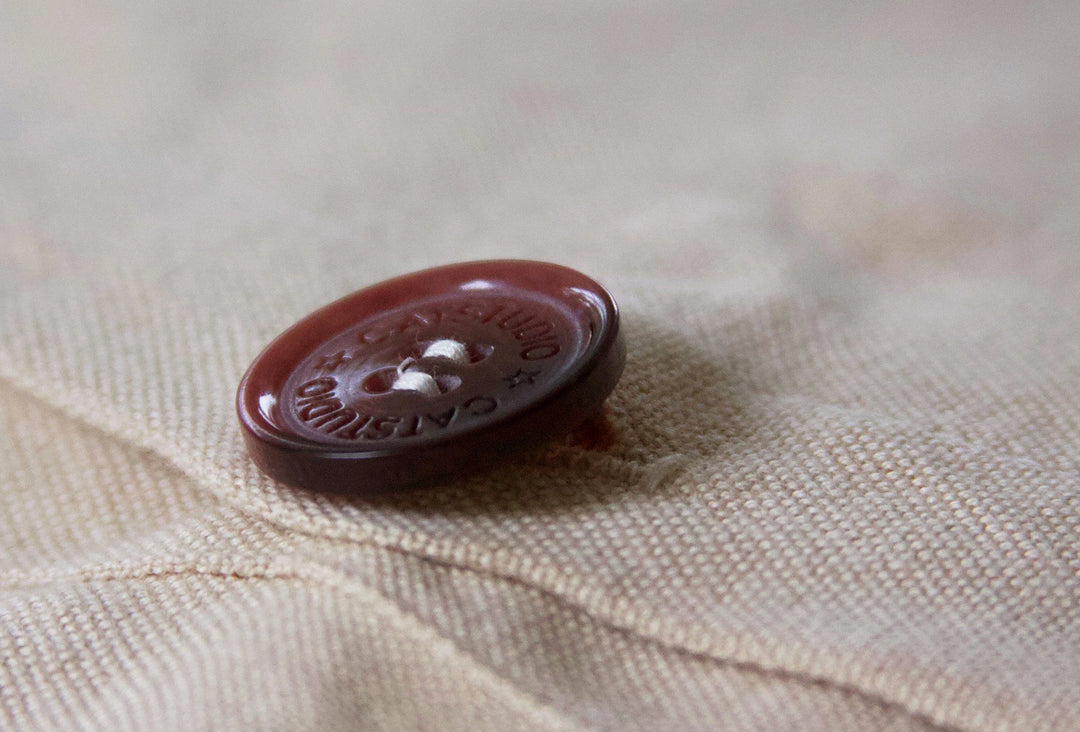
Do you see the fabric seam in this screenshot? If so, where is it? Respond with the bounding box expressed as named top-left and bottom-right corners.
top-left (0, 559), bottom-right (586, 732)
top-left (0, 555), bottom-right (955, 732)
top-left (0, 367), bottom-right (1030, 731)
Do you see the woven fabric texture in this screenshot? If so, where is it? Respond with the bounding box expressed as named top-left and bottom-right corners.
top-left (2, 1), bottom-right (1079, 730)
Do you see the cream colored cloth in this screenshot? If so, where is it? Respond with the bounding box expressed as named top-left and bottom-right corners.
top-left (2, 2), bottom-right (1079, 730)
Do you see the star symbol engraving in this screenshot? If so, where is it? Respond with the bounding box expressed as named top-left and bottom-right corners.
top-left (504, 368), bottom-right (540, 388)
top-left (314, 350), bottom-right (351, 372)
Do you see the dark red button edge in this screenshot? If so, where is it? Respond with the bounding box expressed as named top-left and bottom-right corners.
top-left (236, 260), bottom-right (624, 495)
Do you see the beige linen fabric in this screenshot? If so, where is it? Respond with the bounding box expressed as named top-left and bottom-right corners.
top-left (2, 1), bottom-right (1080, 730)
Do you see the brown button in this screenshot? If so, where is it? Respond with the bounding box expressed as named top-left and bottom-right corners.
top-left (236, 260), bottom-right (624, 495)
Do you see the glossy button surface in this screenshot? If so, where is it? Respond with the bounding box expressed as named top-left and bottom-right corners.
top-left (236, 260), bottom-right (624, 495)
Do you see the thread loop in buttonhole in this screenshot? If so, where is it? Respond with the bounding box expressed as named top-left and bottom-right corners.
top-left (236, 259), bottom-right (624, 494)
top-left (390, 339), bottom-right (470, 397)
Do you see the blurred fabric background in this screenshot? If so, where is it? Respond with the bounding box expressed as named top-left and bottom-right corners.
top-left (2, 2), bottom-right (1079, 730)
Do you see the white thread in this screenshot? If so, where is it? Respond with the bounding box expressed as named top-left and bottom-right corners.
top-left (422, 339), bottom-right (469, 364)
top-left (389, 339), bottom-right (468, 397)
top-left (390, 370), bottom-right (441, 398)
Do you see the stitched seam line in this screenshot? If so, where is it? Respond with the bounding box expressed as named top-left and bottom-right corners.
top-left (0, 365), bottom-right (1017, 731)
top-left (312, 538), bottom-right (964, 732)
top-left (0, 559), bottom-right (586, 732)
top-left (0, 562), bottom-right (303, 589)
top-left (0, 556), bottom-right (956, 731)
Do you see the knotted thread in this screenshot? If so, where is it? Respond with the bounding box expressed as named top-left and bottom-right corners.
top-left (390, 339), bottom-right (469, 397)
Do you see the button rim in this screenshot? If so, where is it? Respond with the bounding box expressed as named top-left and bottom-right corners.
top-left (236, 259), bottom-right (623, 494)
